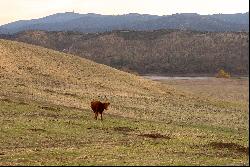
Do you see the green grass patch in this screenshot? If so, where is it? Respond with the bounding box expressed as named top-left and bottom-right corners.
top-left (0, 99), bottom-right (248, 166)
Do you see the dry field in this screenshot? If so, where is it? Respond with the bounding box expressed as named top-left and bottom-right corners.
top-left (0, 39), bottom-right (249, 165)
top-left (145, 76), bottom-right (249, 105)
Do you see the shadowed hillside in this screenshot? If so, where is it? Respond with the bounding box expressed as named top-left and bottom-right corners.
top-left (1, 30), bottom-right (249, 75)
top-left (0, 39), bottom-right (248, 165)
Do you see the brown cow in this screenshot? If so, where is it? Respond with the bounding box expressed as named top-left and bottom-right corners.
top-left (90, 100), bottom-right (110, 120)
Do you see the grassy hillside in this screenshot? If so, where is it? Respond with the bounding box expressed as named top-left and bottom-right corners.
top-left (0, 39), bottom-right (248, 165)
top-left (1, 29), bottom-right (249, 75)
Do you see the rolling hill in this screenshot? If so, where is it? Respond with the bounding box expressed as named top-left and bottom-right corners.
top-left (0, 39), bottom-right (248, 165)
top-left (0, 12), bottom-right (248, 34)
top-left (1, 29), bottom-right (249, 75)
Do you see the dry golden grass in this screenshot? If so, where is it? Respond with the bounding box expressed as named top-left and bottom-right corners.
top-left (0, 39), bottom-right (174, 110)
top-left (0, 39), bottom-right (248, 165)
top-left (156, 77), bottom-right (249, 105)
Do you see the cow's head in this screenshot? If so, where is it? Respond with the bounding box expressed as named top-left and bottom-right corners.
top-left (103, 102), bottom-right (110, 110)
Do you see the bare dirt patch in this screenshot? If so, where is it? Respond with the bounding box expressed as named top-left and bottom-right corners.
top-left (113, 127), bottom-right (135, 133)
top-left (63, 92), bottom-right (79, 98)
top-left (0, 98), bottom-right (12, 103)
top-left (138, 133), bottom-right (171, 139)
top-left (208, 142), bottom-right (249, 155)
top-left (28, 128), bottom-right (46, 132)
top-left (17, 101), bottom-right (28, 105)
top-left (43, 89), bottom-right (57, 94)
top-left (38, 106), bottom-right (60, 112)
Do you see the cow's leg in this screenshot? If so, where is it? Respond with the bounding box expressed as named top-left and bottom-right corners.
top-left (101, 113), bottom-right (103, 121)
top-left (94, 112), bottom-right (97, 120)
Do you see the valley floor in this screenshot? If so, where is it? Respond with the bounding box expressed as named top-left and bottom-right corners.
top-left (143, 76), bottom-right (249, 104)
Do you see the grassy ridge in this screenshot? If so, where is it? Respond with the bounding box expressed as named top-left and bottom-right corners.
top-left (0, 39), bottom-right (248, 165)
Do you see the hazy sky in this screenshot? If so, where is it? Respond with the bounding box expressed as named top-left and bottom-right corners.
top-left (0, 0), bottom-right (249, 25)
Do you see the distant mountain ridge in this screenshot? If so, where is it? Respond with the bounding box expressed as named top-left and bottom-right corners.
top-left (0, 12), bottom-right (248, 34)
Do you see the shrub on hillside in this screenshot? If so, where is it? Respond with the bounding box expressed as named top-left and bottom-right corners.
top-left (216, 69), bottom-right (231, 78)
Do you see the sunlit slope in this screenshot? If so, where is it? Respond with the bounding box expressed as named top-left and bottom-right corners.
top-left (0, 39), bottom-right (248, 129)
top-left (0, 39), bottom-right (173, 106)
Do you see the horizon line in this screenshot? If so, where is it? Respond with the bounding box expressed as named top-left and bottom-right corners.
top-left (1, 11), bottom-right (249, 26)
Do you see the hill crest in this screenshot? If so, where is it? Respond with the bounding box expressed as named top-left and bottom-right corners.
top-left (0, 12), bottom-right (248, 34)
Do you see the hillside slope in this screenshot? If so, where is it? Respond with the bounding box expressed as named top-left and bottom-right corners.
top-left (2, 30), bottom-right (249, 75)
top-left (0, 39), bottom-right (176, 120)
top-left (0, 39), bottom-right (248, 165)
